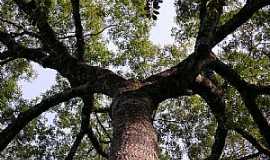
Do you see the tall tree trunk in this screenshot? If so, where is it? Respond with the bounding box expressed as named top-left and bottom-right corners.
top-left (109, 93), bottom-right (159, 160)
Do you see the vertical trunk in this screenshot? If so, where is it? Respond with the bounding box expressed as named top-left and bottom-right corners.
top-left (109, 93), bottom-right (159, 160)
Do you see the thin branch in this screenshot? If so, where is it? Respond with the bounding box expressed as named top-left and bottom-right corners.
top-left (64, 95), bottom-right (94, 160)
top-left (92, 107), bottom-right (110, 114)
top-left (0, 83), bottom-right (91, 152)
top-left (65, 95), bottom-right (102, 160)
top-left (95, 113), bottom-right (112, 141)
top-left (10, 31), bottom-right (40, 39)
top-left (81, 96), bottom-right (93, 132)
top-left (0, 17), bottom-right (40, 39)
top-left (88, 25), bottom-right (117, 37)
top-left (0, 17), bottom-right (24, 30)
top-left (86, 128), bottom-right (108, 159)
top-left (71, 0), bottom-right (85, 61)
top-left (82, 96), bottom-right (108, 159)
top-left (58, 25), bottom-right (117, 40)
top-left (236, 152), bottom-right (261, 160)
top-left (233, 127), bottom-right (270, 156)
top-left (155, 118), bottom-right (181, 124)
top-left (65, 131), bottom-right (85, 160)
top-left (205, 123), bottom-right (228, 160)
top-left (0, 57), bottom-right (16, 66)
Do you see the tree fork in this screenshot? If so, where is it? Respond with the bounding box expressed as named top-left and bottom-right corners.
top-left (109, 93), bottom-right (159, 160)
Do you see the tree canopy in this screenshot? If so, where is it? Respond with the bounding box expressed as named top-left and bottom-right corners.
top-left (0, 0), bottom-right (270, 159)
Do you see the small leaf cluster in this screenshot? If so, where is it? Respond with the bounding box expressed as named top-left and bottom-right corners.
top-left (145, 0), bottom-right (163, 20)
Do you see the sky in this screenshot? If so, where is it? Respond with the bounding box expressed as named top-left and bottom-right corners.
top-left (150, 0), bottom-right (176, 45)
top-left (21, 0), bottom-right (176, 99)
top-left (20, 63), bottom-right (57, 99)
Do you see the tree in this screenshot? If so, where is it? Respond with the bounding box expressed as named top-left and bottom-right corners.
top-left (0, 0), bottom-right (270, 159)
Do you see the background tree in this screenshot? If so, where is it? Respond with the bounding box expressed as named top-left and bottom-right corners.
top-left (0, 0), bottom-right (270, 159)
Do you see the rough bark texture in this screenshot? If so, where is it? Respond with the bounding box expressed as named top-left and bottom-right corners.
top-left (110, 93), bottom-right (158, 160)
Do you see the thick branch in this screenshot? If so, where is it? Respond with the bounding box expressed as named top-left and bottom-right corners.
top-left (0, 31), bottom-right (50, 65)
top-left (0, 83), bottom-right (91, 152)
top-left (210, 59), bottom-right (270, 147)
top-left (93, 107), bottom-right (110, 113)
top-left (193, 75), bottom-right (228, 159)
top-left (254, 85), bottom-right (270, 95)
top-left (141, 53), bottom-right (216, 103)
top-left (71, 0), bottom-right (85, 61)
top-left (196, 0), bottom-right (224, 53)
top-left (210, 60), bottom-right (270, 95)
top-left (9, 3), bottom-right (128, 99)
top-left (0, 30), bottom-right (127, 97)
top-left (1, 31), bottom-right (216, 105)
top-left (194, 75), bottom-right (225, 119)
top-left (205, 123), bottom-right (227, 160)
top-left (65, 95), bottom-right (108, 160)
top-left (81, 96), bottom-right (93, 132)
top-left (242, 96), bottom-right (270, 147)
top-left (213, 0), bottom-right (270, 46)
top-left (136, 1), bottom-right (226, 102)
top-left (64, 95), bottom-right (93, 160)
top-left (1, 29), bottom-right (215, 104)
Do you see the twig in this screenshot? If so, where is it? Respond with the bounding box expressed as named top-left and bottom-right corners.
top-left (58, 25), bottom-right (117, 40)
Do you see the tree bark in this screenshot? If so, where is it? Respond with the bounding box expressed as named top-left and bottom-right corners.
top-left (109, 93), bottom-right (159, 160)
